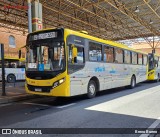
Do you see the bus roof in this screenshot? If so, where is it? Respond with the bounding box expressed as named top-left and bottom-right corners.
top-left (65, 28), bottom-right (148, 55)
top-left (30, 28), bottom-right (148, 55)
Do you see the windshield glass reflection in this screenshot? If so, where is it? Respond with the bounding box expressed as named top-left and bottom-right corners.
top-left (26, 42), bottom-right (65, 71)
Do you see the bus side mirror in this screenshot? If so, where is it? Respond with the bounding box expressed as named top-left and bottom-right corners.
top-left (18, 50), bottom-right (21, 59)
top-left (72, 45), bottom-right (77, 64)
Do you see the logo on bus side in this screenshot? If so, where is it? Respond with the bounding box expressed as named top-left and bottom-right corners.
top-left (95, 67), bottom-right (105, 72)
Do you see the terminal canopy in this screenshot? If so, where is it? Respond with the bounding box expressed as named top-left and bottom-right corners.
top-left (0, 0), bottom-right (160, 41)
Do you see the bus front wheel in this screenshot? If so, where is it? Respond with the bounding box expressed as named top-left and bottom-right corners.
top-left (7, 74), bottom-right (16, 83)
top-left (130, 76), bottom-right (136, 89)
top-left (87, 80), bottom-right (97, 99)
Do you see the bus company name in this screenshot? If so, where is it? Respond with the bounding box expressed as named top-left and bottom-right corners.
top-left (95, 67), bottom-right (105, 72)
top-left (32, 32), bottom-right (57, 40)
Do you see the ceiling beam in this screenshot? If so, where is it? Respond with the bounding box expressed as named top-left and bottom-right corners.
top-left (143, 0), bottom-right (160, 20)
top-left (106, 0), bottom-right (160, 36)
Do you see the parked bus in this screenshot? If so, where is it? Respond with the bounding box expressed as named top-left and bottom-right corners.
top-left (148, 53), bottom-right (160, 81)
top-left (21, 28), bottom-right (148, 98)
top-left (0, 57), bottom-right (25, 83)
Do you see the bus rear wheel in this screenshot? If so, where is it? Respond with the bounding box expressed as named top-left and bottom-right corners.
top-left (130, 76), bottom-right (136, 89)
top-left (87, 80), bottom-right (97, 99)
top-left (7, 74), bottom-right (16, 83)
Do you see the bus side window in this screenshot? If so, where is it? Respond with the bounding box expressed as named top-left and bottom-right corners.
top-left (76, 46), bottom-right (85, 64)
top-left (11, 63), bottom-right (15, 68)
top-left (68, 45), bottom-right (84, 64)
top-left (89, 42), bottom-right (102, 62)
top-left (138, 54), bottom-right (143, 65)
top-left (104, 46), bottom-right (114, 63)
top-left (115, 48), bottom-right (123, 63)
top-left (124, 50), bottom-right (131, 64)
top-left (143, 55), bottom-right (147, 65)
top-left (8, 63), bottom-right (12, 68)
top-left (132, 52), bottom-right (138, 64)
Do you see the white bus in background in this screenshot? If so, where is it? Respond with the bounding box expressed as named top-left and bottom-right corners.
top-left (0, 57), bottom-right (25, 83)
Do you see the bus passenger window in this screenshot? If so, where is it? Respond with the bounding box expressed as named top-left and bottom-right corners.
top-left (143, 55), bottom-right (147, 65)
top-left (132, 52), bottom-right (138, 64)
top-left (124, 50), bottom-right (131, 64)
top-left (89, 42), bottom-right (102, 62)
top-left (8, 63), bottom-right (12, 68)
top-left (68, 45), bottom-right (84, 64)
top-left (115, 48), bottom-right (123, 63)
top-left (77, 47), bottom-right (84, 64)
top-left (138, 54), bottom-right (143, 65)
top-left (104, 46), bottom-right (114, 63)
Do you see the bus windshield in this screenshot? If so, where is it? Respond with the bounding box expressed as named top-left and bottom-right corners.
top-left (26, 42), bottom-right (65, 71)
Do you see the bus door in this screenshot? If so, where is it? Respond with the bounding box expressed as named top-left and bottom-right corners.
top-left (68, 44), bottom-right (85, 95)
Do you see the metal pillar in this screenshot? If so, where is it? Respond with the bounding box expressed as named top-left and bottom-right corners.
top-left (152, 36), bottom-right (155, 53)
top-left (1, 44), bottom-right (6, 96)
top-left (28, 0), bottom-right (32, 33)
top-left (31, 1), bottom-right (43, 32)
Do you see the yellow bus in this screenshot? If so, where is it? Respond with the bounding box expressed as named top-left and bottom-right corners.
top-left (0, 57), bottom-right (25, 83)
top-left (22, 28), bottom-right (148, 98)
top-left (148, 53), bottom-right (160, 81)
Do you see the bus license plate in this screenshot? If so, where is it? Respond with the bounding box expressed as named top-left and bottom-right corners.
top-left (35, 88), bottom-right (42, 92)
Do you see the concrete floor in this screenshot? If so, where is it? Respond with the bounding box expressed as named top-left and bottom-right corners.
top-left (0, 81), bottom-right (160, 137)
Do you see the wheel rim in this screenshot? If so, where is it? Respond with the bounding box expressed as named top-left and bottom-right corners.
top-left (89, 84), bottom-right (95, 95)
top-left (8, 76), bottom-right (15, 83)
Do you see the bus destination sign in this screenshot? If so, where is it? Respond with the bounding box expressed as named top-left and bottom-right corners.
top-left (32, 32), bottom-right (57, 41)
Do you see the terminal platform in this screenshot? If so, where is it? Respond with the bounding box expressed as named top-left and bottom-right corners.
top-left (0, 82), bottom-right (34, 104)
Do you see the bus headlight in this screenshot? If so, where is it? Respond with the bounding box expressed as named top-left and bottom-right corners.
top-left (52, 77), bottom-right (65, 89)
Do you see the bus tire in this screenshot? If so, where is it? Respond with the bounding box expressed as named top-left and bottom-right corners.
top-left (130, 76), bottom-right (136, 89)
top-left (87, 80), bottom-right (97, 99)
top-left (7, 74), bottom-right (16, 83)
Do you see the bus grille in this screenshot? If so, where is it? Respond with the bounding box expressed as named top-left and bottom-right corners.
top-left (26, 73), bottom-right (53, 80)
top-left (27, 84), bottom-right (52, 93)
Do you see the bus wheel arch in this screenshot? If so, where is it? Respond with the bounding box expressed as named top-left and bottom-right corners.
top-left (130, 75), bottom-right (136, 89)
top-left (87, 77), bottom-right (99, 99)
top-left (7, 74), bottom-right (16, 83)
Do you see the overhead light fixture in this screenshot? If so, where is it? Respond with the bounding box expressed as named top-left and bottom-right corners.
top-left (134, 6), bottom-right (140, 13)
top-left (149, 19), bottom-right (153, 24)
